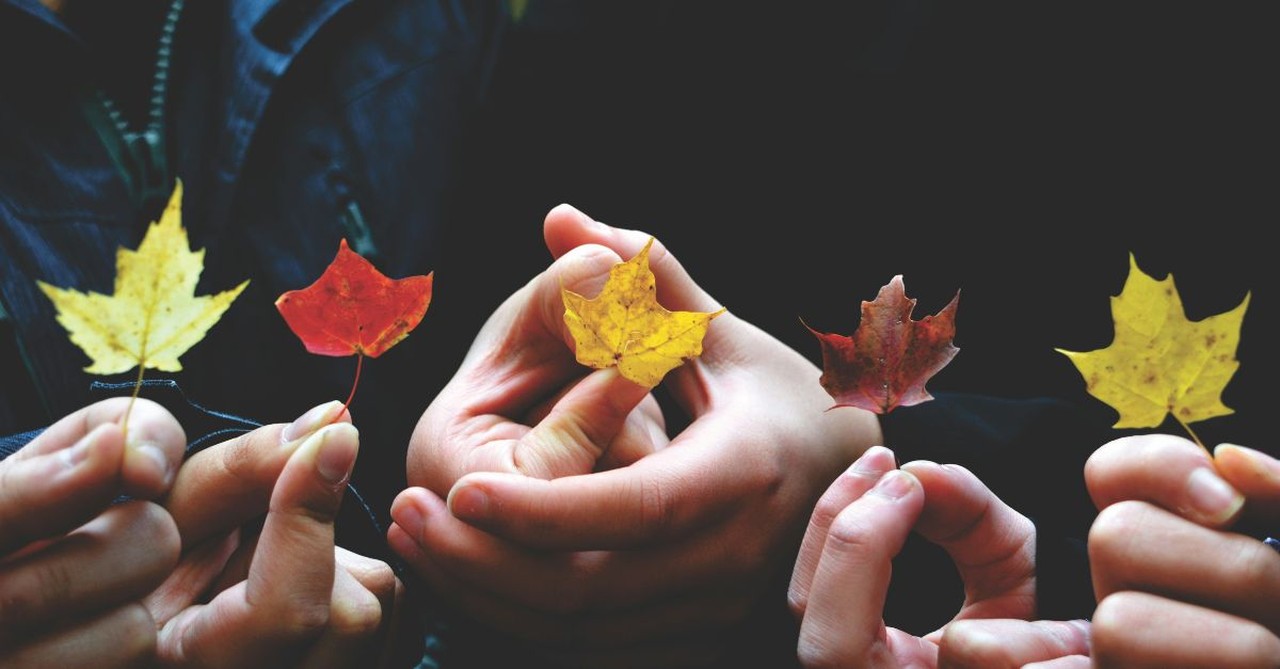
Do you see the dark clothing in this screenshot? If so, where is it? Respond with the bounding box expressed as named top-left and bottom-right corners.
top-left (1, 0), bottom-right (505, 664)
top-left (0, 0), bottom-right (506, 534)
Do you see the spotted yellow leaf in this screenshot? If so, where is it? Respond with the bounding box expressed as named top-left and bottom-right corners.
top-left (562, 237), bottom-right (725, 388)
top-left (1056, 253), bottom-right (1249, 433)
top-left (37, 180), bottom-right (249, 376)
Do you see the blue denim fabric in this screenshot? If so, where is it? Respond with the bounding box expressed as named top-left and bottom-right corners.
top-left (0, 2), bottom-right (507, 665)
top-left (0, 0), bottom-right (506, 523)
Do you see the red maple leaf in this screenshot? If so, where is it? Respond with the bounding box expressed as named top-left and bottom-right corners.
top-left (276, 238), bottom-right (433, 413)
top-left (806, 275), bottom-right (959, 414)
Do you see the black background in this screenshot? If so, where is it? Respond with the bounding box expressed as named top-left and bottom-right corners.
top-left (439, 0), bottom-right (1274, 456)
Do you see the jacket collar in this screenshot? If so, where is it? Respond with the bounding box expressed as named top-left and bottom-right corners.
top-left (203, 0), bottom-right (353, 232)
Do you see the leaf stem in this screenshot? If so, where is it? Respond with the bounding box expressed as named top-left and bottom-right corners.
top-left (123, 364), bottom-right (146, 438)
top-left (1174, 415), bottom-right (1207, 452)
top-left (340, 352), bottom-right (363, 422)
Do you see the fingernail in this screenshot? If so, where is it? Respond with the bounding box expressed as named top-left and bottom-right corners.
top-left (128, 440), bottom-right (174, 487)
top-left (308, 423), bottom-right (358, 486)
top-left (1187, 467), bottom-right (1244, 524)
top-left (901, 459), bottom-right (941, 473)
top-left (1216, 443), bottom-right (1280, 483)
top-left (871, 470), bottom-right (915, 499)
top-left (282, 400), bottom-right (345, 444)
top-left (393, 499), bottom-right (426, 539)
top-left (1067, 619), bottom-right (1093, 640)
top-left (849, 446), bottom-right (895, 476)
top-left (449, 484), bottom-right (489, 521)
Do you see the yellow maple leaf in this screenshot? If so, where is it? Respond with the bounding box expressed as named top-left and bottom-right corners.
top-left (562, 237), bottom-right (726, 388)
top-left (1056, 253), bottom-right (1249, 441)
top-left (37, 180), bottom-right (249, 378)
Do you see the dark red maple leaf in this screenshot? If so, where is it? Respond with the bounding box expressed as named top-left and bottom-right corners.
top-left (805, 275), bottom-right (959, 414)
top-left (276, 238), bottom-right (433, 413)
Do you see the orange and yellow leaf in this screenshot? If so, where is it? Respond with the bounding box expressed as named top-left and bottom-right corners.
top-left (275, 238), bottom-right (434, 416)
top-left (275, 239), bottom-right (434, 359)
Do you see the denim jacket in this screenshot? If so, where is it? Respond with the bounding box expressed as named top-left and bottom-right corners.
top-left (1, 1), bottom-right (504, 663)
top-left (1, 0), bottom-right (506, 485)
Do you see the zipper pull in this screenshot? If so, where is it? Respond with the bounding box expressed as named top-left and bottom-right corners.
top-left (340, 200), bottom-right (380, 262)
top-left (126, 128), bottom-right (171, 213)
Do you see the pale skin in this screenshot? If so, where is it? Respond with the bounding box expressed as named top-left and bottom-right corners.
top-left (1017, 435), bottom-right (1280, 669)
top-left (786, 445), bottom-right (1093, 669)
top-left (146, 401), bottom-right (405, 669)
top-left (787, 405), bottom-right (1280, 668)
top-left (0, 398), bottom-right (403, 669)
top-left (0, 397), bottom-right (183, 668)
top-left (389, 204), bottom-right (883, 666)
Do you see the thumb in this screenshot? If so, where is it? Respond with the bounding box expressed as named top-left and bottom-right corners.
top-left (512, 367), bottom-right (652, 479)
top-left (543, 204), bottom-right (722, 315)
top-left (1213, 444), bottom-right (1280, 526)
top-left (939, 619), bottom-right (1092, 668)
top-left (156, 423), bottom-right (355, 665)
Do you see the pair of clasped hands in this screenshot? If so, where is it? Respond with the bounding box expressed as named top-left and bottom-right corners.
top-left (5, 204), bottom-right (1278, 668)
top-left (0, 397), bottom-right (402, 668)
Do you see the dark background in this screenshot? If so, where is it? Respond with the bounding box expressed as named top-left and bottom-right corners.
top-left (437, 0), bottom-right (1274, 456)
top-left (427, 2), bottom-right (1276, 636)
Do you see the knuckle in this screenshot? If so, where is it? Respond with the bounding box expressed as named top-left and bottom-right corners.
top-left (0, 551), bottom-right (74, 626)
top-left (29, 559), bottom-right (74, 618)
top-left (131, 501), bottom-right (181, 563)
top-left (939, 620), bottom-right (1015, 668)
top-left (1090, 591), bottom-right (1143, 643)
top-left (114, 602), bottom-right (160, 662)
top-left (1229, 540), bottom-right (1280, 592)
top-left (273, 600), bottom-right (332, 640)
top-left (222, 427), bottom-right (282, 490)
top-left (637, 476), bottom-right (675, 537)
top-left (1090, 593), bottom-right (1145, 669)
top-left (808, 493), bottom-right (843, 532)
top-left (327, 587), bottom-right (383, 641)
top-left (0, 465), bottom-right (31, 535)
top-left (1088, 500), bottom-right (1150, 561)
top-left (276, 497), bottom-right (341, 528)
top-left (359, 561), bottom-right (398, 600)
top-left (824, 510), bottom-right (880, 556)
top-left (752, 453), bottom-right (786, 499)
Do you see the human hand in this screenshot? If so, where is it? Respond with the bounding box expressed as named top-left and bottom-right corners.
top-left (1071, 435), bottom-right (1280, 669)
top-left (390, 204), bottom-right (882, 666)
top-left (0, 397), bottom-right (185, 667)
top-left (144, 401), bottom-right (404, 668)
top-left (786, 445), bottom-right (1088, 668)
